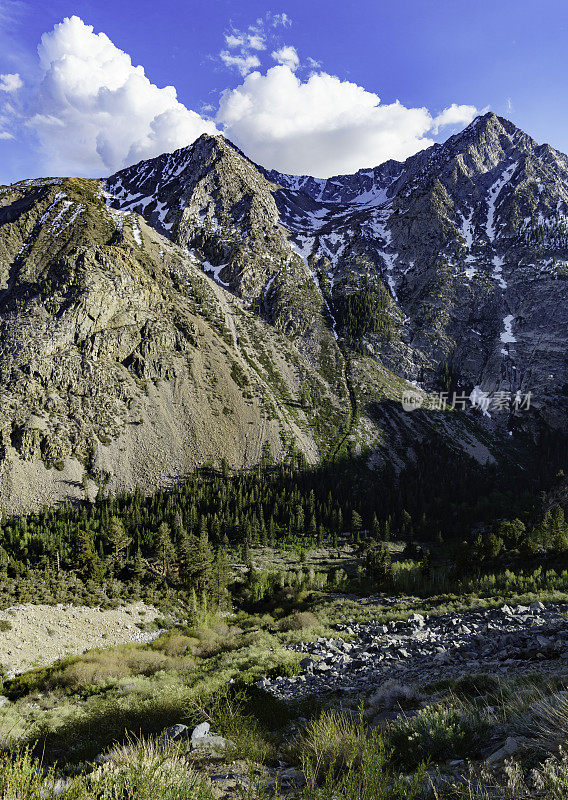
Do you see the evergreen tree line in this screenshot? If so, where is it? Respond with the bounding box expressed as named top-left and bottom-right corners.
top-left (0, 427), bottom-right (566, 601)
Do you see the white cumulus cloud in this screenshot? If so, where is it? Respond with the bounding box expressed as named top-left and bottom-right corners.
top-left (3, 15), bottom-right (480, 181)
top-left (271, 45), bottom-right (299, 71)
top-left (431, 102), bottom-right (478, 134)
top-left (27, 15), bottom-right (217, 174)
top-left (218, 65), bottom-right (478, 177)
top-left (0, 73), bottom-right (23, 92)
top-left (219, 13), bottom-right (294, 76)
top-left (271, 12), bottom-right (292, 27)
top-left (220, 50), bottom-right (261, 76)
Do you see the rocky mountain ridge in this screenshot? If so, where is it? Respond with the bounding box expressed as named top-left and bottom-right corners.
top-left (107, 113), bottom-right (568, 420)
top-left (0, 113), bottom-right (566, 511)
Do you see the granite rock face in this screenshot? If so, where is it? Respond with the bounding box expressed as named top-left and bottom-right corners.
top-left (108, 113), bottom-right (568, 430)
top-left (0, 177), bottom-right (338, 510)
top-left (0, 113), bottom-right (567, 509)
top-left (265, 113), bottom-right (568, 427)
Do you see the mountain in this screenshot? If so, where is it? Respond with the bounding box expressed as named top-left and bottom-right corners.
top-left (0, 112), bottom-right (566, 512)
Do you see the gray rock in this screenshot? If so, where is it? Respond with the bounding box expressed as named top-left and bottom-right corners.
top-left (191, 721), bottom-right (210, 740)
top-left (487, 737), bottom-right (519, 763)
top-left (191, 734), bottom-right (229, 753)
top-left (164, 723), bottom-right (190, 742)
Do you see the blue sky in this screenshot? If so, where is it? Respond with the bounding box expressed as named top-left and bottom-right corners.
top-left (0, 0), bottom-right (566, 183)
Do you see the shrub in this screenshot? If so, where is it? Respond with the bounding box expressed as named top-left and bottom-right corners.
top-left (449, 750), bottom-right (568, 799)
top-left (56, 658), bottom-right (130, 691)
top-left (84, 737), bottom-right (213, 800)
top-left (124, 649), bottom-right (172, 676)
top-left (150, 632), bottom-right (194, 658)
top-left (385, 704), bottom-right (490, 768)
top-left (521, 690), bottom-right (568, 752)
top-left (366, 681), bottom-right (423, 715)
top-left (3, 665), bottom-right (54, 700)
top-left (53, 647), bottom-right (173, 692)
top-left (0, 741), bottom-right (214, 800)
top-left (298, 710), bottom-right (367, 782)
top-left (0, 619), bottom-right (12, 632)
top-left (451, 673), bottom-right (501, 699)
top-left (278, 611), bottom-right (319, 632)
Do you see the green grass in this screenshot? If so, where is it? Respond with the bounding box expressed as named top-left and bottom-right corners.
top-left (297, 710), bottom-right (425, 800)
top-left (0, 740), bottom-right (214, 800)
top-left (0, 621), bottom-right (301, 763)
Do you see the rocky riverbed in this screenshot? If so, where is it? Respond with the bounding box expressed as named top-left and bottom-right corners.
top-left (260, 600), bottom-right (568, 700)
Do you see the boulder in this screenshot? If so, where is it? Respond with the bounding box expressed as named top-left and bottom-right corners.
top-left (163, 723), bottom-right (190, 742)
top-left (191, 734), bottom-right (229, 753)
top-left (487, 737), bottom-right (519, 763)
top-left (191, 721), bottom-right (210, 740)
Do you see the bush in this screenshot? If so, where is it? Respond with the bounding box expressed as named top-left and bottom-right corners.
top-left (299, 710), bottom-right (366, 781)
top-left (278, 611), bottom-right (319, 632)
top-left (0, 741), bottom-right (213, 800)
top-left (451, 673), bottom-right (501, 699)
top-left (0, 619), bottom-right (12, 632)
top-left (385, 704), bottom-right (490, 768)
top-left (39, 646), bottom-right (175, 694)
top-left (521, 690), bottom-right (568, 753)
top-left (366, 681), bottom-right (423, 715)
top-left (150, 632), bottom-right (195, 658)
top-left (3, 665), bottom-right (54, 700)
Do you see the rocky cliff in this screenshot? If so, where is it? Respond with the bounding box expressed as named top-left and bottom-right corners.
top-left (0, 112), bottom-right (564, 511)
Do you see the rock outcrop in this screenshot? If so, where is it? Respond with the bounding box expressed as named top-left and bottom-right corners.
top-left (1, 113), bottom-right (567, 510)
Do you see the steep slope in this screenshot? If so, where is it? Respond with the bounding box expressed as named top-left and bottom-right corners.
top-left (0, 177), bottom-right (353, 512)
top-left (2, 113), bottom-right (564, 512)
top-left (105, 131), bottom-right (505, 461)
top-left (104, 135), bottom-right (336, 364)
top-left (262, 113), bottom-right (568, 431)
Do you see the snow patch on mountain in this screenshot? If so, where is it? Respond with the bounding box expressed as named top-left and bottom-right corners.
top-left (500, 314), bottom-right (516, 355)
top-left (458, 207), bottom-right (475, 248)
top-left (492, 255), bottom-right (507, 289)
top-left (486, 163), bottom-right (517, 242)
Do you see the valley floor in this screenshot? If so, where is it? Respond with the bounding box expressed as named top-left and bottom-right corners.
top-left (3, 592), bottom-right (568, 798)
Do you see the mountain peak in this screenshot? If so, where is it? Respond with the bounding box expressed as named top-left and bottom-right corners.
top-left (449, 111), bottom-right (535, 152)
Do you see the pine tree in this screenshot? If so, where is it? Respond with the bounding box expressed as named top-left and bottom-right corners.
top-left (550, 507), bottom-right (568, 551)
top-left (401, 510), bottom-right (413, 542)
top-left (178, 531), bottom-right (198, 587)
top-left (195, 527), bottom-right (213, 592)
top-left (371, 515), bottom-right (381, 541)
top-left (133, 545), bottom-right (146, 579)
top-left (178, 527), bottom-right (213, 592)
top-left (211, 547), bottom-right (230, 610)
top-left (74, 528), bottom-right (98, 580)
top-left (155, 521), bottom-right (176, 577)
top-left (420, 550), bottom-right (432, 577)
top-left (172, 510), bottom-right (185, 544)
top-left (107, 516), bottom-right (131, 569)
top-left (351, 510), bottom-right (362, 535)
top-left (365, 542), bottom-right (392, 582)
top-left (0, 545), bottom-right (8, 578)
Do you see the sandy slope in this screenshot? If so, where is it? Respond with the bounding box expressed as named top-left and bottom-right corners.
top-left (0, 602), bottom-right (161, 677)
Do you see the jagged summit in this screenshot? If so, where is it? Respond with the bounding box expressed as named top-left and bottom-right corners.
top-left (1, 115), bottom-right (568, 511)
top-left (104, 112), bottom-right (568, 414)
